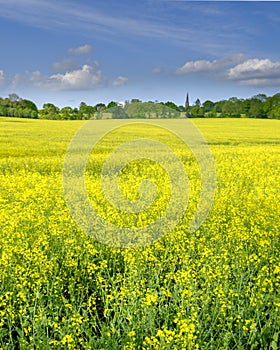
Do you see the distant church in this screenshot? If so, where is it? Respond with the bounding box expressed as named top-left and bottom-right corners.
top-left (185, 92), bottom-right (191, 117)
top-left (185, 93), bottom-right (189, 109)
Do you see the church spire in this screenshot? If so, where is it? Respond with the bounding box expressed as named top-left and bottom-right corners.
top-left (185, 92), bottom-right (191, 117)
top-left (185, 92), bottom-right (189, 109)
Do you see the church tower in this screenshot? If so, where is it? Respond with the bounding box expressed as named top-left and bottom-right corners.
top-left (185, 92), bottom-right (189, 110)
top-left (185, 92), bottom-right (191, 117)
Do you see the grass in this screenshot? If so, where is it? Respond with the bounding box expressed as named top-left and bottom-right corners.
top-left (0, 117), bottom-right (279, 349)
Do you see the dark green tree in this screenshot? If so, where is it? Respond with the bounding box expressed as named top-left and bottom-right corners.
top-left (107, 101), bottom-right (118, 109)
top-left (39, 103), bottom-right (60, 120)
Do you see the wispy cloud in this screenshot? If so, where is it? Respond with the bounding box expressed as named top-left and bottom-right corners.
top-left (52, 45), bottom-right (95, 72)
top-left (0, 0), bottom-right (242, 53)
top-left (68, 45), bottom-right (93, 55)
top-left (111, 76), bottom-right (128, 87)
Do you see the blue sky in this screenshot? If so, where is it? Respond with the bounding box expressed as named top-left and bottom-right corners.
top-left (0, 0), bottom-right (280, 108)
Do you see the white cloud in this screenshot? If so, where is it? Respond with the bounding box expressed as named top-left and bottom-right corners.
top-left (176, 59), bottom-right (218, 74)
top-left (9, 70), bottom-right (45, 90)
top-left (68, 44), bottom-right (93, 55)
top-left (176, 54), bottom-right (245, 75)
top-left (227, 58), bottom-right (280, 81)
top-left (175, 55), bottom-right (280, 87)
top-left (2, 63), bottom-right (128, 91)
top-left (48, 64), bottom-right (103, 90)
top-left (111, 76), bottom-right (128, 87)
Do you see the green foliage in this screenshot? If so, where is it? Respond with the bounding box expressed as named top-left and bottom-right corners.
top-left (164, 101), bottom-right (181, 111)
top-left (79, 102), bottom-right (96, 120)
top-left (0, 96), bottom-right (38, 119)
top-left (1, 93), bottom-right (280, 120)
top-left (106, 101), bottom-right (118, 109)
top-left (190, 106), bottom-right (204, 118)
top-left (39, 103), bottom-right (60, 120)
top-left (189, 93), bottom-right (280, 119)
top-left (270, 105), bottom-right (280, 119)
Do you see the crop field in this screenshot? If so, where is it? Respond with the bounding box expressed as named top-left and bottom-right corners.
top-left (0, 117), bottom-right (279, 349)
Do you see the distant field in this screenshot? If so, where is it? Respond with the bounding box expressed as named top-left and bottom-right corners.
top-left (0, 117), bottom-right (279, 349)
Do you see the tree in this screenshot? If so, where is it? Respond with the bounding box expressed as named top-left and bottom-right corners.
top-left (130, 98), bottom-right (141, 104)
top-left (0, 95), bottom-right (38, 118)
top-left (269, 105), bottom-right (280, 119)
top-left (0, 105), bottom-right (7, 116)
top-left (248, 99), bottom-right (263, 118)
top-left (107, 101), bottom-right (118, 109)
top-left (253, 94), bottom-right (267, 103)
top-left (8, 93), bottom-right (20, 103)
top-left (22, 99), bottom-right (38, 118)
top-left (79, 102), bottom-right (95, 120)
top-left (177, 105), bottom-right (185, 112)
top-left (112, 106), bottom-right (128, 119)
top-left (190, 106), bottom-right (204, 118)
top-left (1, 92), bottom-right (280, 120)
top-left (241, 99), bottom-right (251, 116)
top-left (94, 103), bottom-right (106, 111)
top-left (214, 100), bottom-right (225, 114)
top-left (59, 107), bottom-right (73, 120)
top-left (164, 101), bottom-right (180, 111)
top-left (22, 99), bottom-right (38, 112)
top-left (202, 100), bottom-right (214, 113)
top-left (221, 98), bottom-right (243, 117)
top-left (222, 101), bottom-right (234, 117)
top-left (39, 103), bottom-right (60, 120)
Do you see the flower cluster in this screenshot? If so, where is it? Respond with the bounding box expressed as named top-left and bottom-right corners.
top-left (0, 117), bottom-right (279, 349)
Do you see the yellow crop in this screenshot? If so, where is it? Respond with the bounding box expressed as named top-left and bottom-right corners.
top-left (0, 117), bottom-right (279, 349)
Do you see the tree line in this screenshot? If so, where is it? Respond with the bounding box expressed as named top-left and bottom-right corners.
top-left (0, 94), bottom-right (38, 119)
top-left (190, 93), bottom-right (280, 119)
top-left (0, 93), bottom-right (280, 120)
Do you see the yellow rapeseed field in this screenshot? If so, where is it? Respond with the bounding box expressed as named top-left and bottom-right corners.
top-left (0, 117), bottom-right (279, 349)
